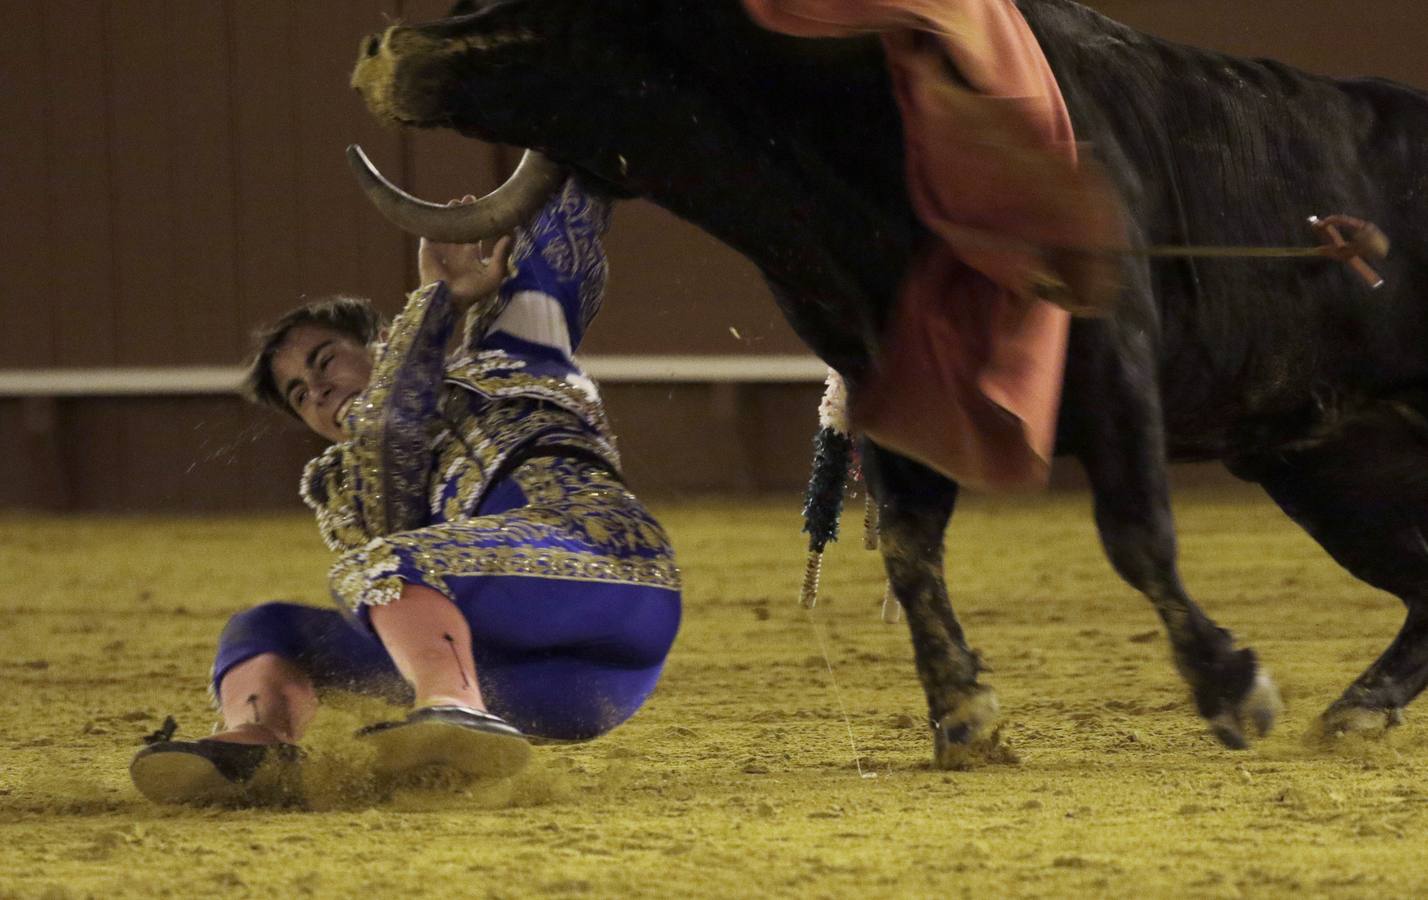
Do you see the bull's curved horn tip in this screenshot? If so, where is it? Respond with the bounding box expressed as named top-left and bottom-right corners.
top-left (345, 143), bottom-right (448, 214)
top-left (344, 142), bottom-right (564, 242)
top-left (346, 144), bottom-right (391, 193)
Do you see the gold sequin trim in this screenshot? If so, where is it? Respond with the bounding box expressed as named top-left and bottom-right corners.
top-left (329, 456), bottom-right (678, 610)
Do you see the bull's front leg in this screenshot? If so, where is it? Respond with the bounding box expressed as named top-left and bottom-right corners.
top-left (863, 443), bottom-right (1011, 769)
top-left (1062, 317), bottom-right (1282, 748)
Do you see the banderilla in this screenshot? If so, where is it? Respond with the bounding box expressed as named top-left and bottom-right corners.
top-left (1119, 214), bottom-right (1389, 289)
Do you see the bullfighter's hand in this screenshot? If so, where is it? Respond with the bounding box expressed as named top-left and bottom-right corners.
top-left (418, 195), bottom-right (513, 312)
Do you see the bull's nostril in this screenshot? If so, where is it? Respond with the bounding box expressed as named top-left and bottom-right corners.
top-left (365, 35), bottom-right (381, 57)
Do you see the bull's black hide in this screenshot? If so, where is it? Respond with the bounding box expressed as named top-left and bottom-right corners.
top-left (353, 0), bottom-right (1428, 764)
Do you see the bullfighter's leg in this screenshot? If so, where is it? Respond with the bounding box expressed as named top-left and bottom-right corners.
top-left (1229, 405), bottom-right (1428, 737)
top-left (1064, 321), bottom-right (1281, 749)
top-left (863, 442), bottom-right (1007, 769)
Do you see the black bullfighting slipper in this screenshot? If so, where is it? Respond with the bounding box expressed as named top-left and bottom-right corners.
top-left (129, 717), bottom-right (302, 806)
top-left (355, 705), bottom-right (532, 780)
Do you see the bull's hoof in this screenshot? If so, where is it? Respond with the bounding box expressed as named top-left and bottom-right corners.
top-left (1309, 703), bottom-right (1404, 743)
top-left (931, 686), bottom-right (1018, 770)
top-left (1207, 670), bottom-right (1283, 749)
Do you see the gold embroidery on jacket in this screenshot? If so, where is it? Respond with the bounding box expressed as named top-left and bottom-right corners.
top-left (329, 456), bottom-right (679, 610)
top-left (345, 283), bottom-right (450, 538)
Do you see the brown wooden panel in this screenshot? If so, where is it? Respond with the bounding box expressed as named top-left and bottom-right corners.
top-left (742, 383), bottom-right (826, 490)
top-left (0, 402), bottom-right (26, 506)
top-left (3, 397), bottom-right (324, 513)
top-left (237, 402), bottom-right (331, 510)
top-left (118, 397), bottom-right (264, 511)
top-left (42, 0), bottom-right (118, 366)
top-left (58, 399), bottom-right (128, 510)
top-left (350, 0), bottom-right (412, 314)
top-left (595, 384), bottom-right (811, 494)
top-left (586, 201), bottom-right (802, 356)
top-left (407, 133), bottom-right (506, 204)
top-left (598, 383), bottom-right (816, 495)
top-left (167, 0), bottom-right (243, 363)
top-left (598, 385), bottom-right (742, 494)
top-left (107, 0), bottom-right (178, 366)
top-left (229, 0), bottom-right (302, 336)
top-left (1085, 1), bottom-right (1428, 89)
top-left (0, 399), bottom-right (69, 509)
top-left (118, 398), bottom-right (209, 510)
top-left (293, 2), bottom-right (372, 304)
top-left (0, 0), bottom-right (53, 368)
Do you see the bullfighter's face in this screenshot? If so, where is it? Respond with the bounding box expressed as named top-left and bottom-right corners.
top-left (270, 324), bottom-right (375, 444)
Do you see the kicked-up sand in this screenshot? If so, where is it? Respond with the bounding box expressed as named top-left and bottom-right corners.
top-left (3, 485), bottom-right (1427, 898)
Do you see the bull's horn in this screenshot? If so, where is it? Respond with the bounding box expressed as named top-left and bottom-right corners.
top-left (346, 144), bottom-right (564, 241)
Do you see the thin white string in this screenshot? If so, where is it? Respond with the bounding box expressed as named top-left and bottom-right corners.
top-left (804, 606), bottom-right (877, 779)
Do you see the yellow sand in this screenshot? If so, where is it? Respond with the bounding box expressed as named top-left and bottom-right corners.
top-left (3, 486), bottom-right (1426, 898)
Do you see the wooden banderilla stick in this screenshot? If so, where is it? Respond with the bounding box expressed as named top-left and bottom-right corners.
top-left (1128, 214), bottom-right (1390, 289)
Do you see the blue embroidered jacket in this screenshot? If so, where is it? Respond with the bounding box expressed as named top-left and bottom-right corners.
top-left (300, 178), bottom-right (620, 551)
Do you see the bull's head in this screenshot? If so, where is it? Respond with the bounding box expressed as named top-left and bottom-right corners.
top-left (350, 0), bottom-right (916, 373)
top-left (351, 0), bottom-right (752, 237)
top-left (353, 3), bottom-right (674, 137)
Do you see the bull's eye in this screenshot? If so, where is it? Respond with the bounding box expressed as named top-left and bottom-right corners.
top-left (365, 35), bottom-right (381, 58)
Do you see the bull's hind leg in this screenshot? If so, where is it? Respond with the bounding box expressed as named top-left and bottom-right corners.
top-left (1230, 405), bottom-right (1428, 736)
top-left (1065, 323), bottom-right (1281, 748)
top-left (863, 444), bottom-right (1007, 769)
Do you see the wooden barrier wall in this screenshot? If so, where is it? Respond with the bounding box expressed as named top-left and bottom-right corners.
top-left (1, 1), bottom-right (1425, 509)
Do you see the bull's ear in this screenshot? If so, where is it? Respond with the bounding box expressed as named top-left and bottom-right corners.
top-left (447, 0), bottom-right (477, 15)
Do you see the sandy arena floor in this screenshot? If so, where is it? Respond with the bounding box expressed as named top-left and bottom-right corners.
top-left (3, 485), bottom-right (1427, 897)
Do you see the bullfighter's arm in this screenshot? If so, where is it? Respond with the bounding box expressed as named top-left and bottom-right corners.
top-left (464, 176), bottom-right (613, 357)
top-left (300, 240), bottom-right (507, 548)
top-left (333, 281), bottom-right (459, 539)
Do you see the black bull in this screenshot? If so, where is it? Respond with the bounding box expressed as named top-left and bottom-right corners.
top-left (350, 0), bottom-right (1428, 765)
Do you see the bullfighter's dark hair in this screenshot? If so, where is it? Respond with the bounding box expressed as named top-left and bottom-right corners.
top-left (241, 295), bottom-right (387, 415)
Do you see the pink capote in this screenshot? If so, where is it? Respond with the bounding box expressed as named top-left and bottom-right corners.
top-left (742, 0), bottom-right (1123, 489)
